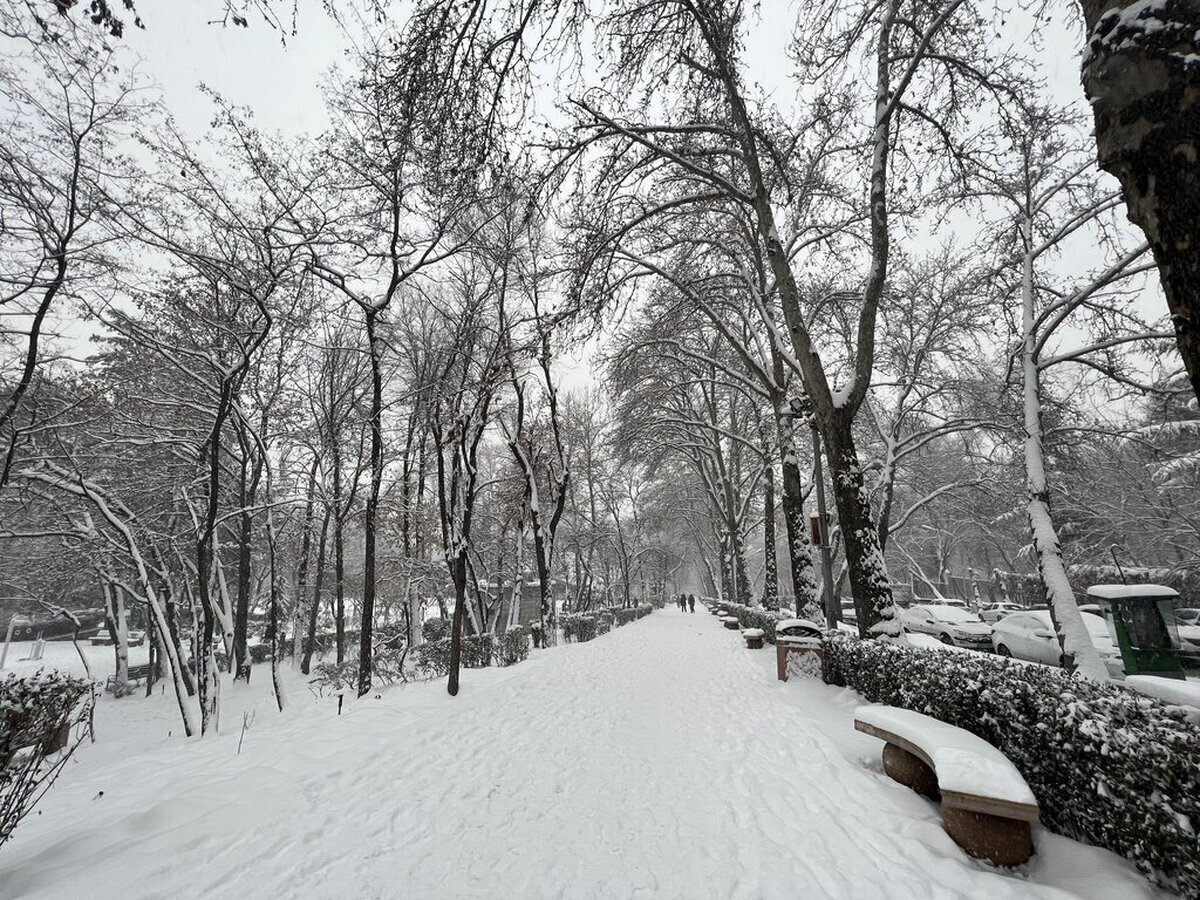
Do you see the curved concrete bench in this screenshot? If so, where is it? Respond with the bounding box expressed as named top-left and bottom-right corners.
top-left (742, 628), bottom-right (764, 649)
top-left (854, 705), bottom-right (1038, 866)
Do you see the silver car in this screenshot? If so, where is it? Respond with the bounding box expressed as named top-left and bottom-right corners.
top-left (979, 602), bottom-right (1024, 624)
top-left (900, 604), bottom-right (993, 649)
top-left (991, 609), bottom-right (1124, 675)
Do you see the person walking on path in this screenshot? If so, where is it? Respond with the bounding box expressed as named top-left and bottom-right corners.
top-left (687, 595), bottom-right (695, 613)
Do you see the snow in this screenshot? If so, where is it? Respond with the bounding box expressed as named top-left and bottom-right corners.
top-left (742, 628), bottom-right (765, 638)
top-left (1085, 584), bottom-right (1180, 600)
top-left (775, 618), bottom-right (822, 635)
top-left (0, 610), bottom-right (1167, 899)
top-left (905, 633), bottom-right (975, 654)
top-left (855, 705), bottom-right (1038, 809)
top-left (1125, 675), bottom-right (1200, 710)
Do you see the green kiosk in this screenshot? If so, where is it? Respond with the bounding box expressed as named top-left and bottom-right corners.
top-left (1086, 584), bottom-right (1186, 679)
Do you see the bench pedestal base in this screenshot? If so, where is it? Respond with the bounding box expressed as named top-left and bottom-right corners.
top-left (882, 743), bottom-right (939, 798)
top-left (881, 742), bottom-right (1033, 867)
top-left (744, 635), bottom-right (764, 650)
top-left (942, 806), bottom-right (1033, 868)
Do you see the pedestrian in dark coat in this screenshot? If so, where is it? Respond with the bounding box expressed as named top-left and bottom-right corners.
top-left (687, 594), bottom-right (696, 613)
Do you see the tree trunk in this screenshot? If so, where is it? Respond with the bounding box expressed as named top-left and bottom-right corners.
top-left (358, 308), bottom-right (383, 697)
top-left (233, 446), bottom-right (261, 679)
top-left (293, 456), bottom-right (319, 660)
top-left (777, 403), bottom-right (819, 613)
top-left (1080, 0), bottom-right (1200, 403)
top-left (825, 415), bottom-right (899, 637)
top-left (761, 462), bottom-right (778, 608)
top-left (333, 493), bottom-right (346, 666)
top-left (301, 508), bottom-right (331, 675)
top-left (102, 581), bottom-right (129, 695)
top-left (1020, 217), bottom-right (1110, 681)
top-left (447, 552), bottom-right (468, 696)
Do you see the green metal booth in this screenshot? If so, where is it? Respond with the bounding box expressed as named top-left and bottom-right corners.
top-left (1086, 584), bottom-right (1186, 679)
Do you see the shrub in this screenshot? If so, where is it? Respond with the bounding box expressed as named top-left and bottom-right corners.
top-left (560, 605), bottom-right (654, 642)
top-left (821, 632), bottom-right (1200, 896)
top-left (309, 646), bottom-right (411, 695)
top-left (496, 628), bottom-right (530, 667)
top-left (2, 670), bottom-right (94, 846)
top-left (414, 634), bottom-right (494, 678)
top-left (423, 618), bottom-right (450, 642)
top-left (561, 612), bottom-right (600, 643)
top-left (715, 601), bottom-right (792, 643)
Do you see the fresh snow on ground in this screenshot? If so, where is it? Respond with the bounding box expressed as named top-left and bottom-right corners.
top-left (0, 609), bottom-right (1166, 899)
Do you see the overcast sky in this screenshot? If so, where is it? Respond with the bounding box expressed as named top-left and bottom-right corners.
top-left (70, 0), bottom-right (1160, 400)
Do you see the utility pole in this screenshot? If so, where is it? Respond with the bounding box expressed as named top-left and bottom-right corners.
top-left (810, 419), bottom-right (838, 629)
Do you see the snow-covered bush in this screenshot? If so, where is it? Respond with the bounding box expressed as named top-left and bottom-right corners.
top-left (495, 628), bottom-right (531, 667)
top-left (822, 633), bottom-right (1200, 895)
top-left (2, 670), bottom-right (94, 846)
top-left (561, 612), bottom-right (600, 643)
top-left (561, 605), bottom-right (654, 642)
top-left (309, 647), bottom-right (411, 694)
top-left (423, 618), bottom-right (450, 643)
top-left (716, 602), bottom-right (791, 643)
top-left (415, 635), bottom-right (494, 677)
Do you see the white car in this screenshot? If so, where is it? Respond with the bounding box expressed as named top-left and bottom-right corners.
top-left (900, 604), bottom-right (993, 650)
top-left (979, 602), bottom-right (1023, 624)
top-left (991, 609), bottom-right (1124, 675)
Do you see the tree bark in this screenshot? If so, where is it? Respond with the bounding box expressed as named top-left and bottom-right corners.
top-left (301, 508), bottom-right (331, 674)
top-left (1019, 216), bottom-right (1111, 681)
top-left (761, 462), bottom-right (778, 608)
top-left (358, 308), bottom-right (383, 696)
top-left (1080, 0), bottom-right (1200, 402)
top-left (825, 416), bottom-right (900, 636)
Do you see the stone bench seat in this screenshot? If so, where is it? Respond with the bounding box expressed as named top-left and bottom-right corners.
top-left (854, 705), bottom-right (1039, 867)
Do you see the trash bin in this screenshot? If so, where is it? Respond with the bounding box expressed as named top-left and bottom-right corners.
top-left (775, 619), bottom-right (823, 681)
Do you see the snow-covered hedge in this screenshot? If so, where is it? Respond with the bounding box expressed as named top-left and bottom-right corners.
top-left (310, 647), bottom-right (412, 693)
top-left (415, 627), bottom-right (533, 677)
top-left (2, 670), bottom-right (94, 845)
top-left (561, 605), bottom-right (654, 643)
top-left (714, 602), bottom-right (791, 643)
top-left (822, 633), bottom-right (1200, 895)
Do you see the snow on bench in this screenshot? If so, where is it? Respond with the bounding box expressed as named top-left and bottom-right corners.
top-left (854, 705), bottom-right (1038, 867)
top-left (742, 628), bottom-right (765, 649)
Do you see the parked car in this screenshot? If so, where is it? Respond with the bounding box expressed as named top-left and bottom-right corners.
top-left (991, 609), bottom-right (1124, 675)
top-left (979, 602), bottom-right (1023, 624)
top-left (900, 604), bottom-right (992, 650)
top-left (839, 600), bottom-right (857, 626)
top-left (1177, 618), bottom-right (1200, 666)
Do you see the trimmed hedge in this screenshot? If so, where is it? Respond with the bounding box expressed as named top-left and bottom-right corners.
top-left (822, 632), bottom-right (1200, 896)
top-left (711, 601), bottom-right (792, 643)
top-left (561, 605), bottom-right (654, 643)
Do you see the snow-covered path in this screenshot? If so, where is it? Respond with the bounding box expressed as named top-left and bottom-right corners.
top-left (0, 608), bottom-right (1161, 899)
